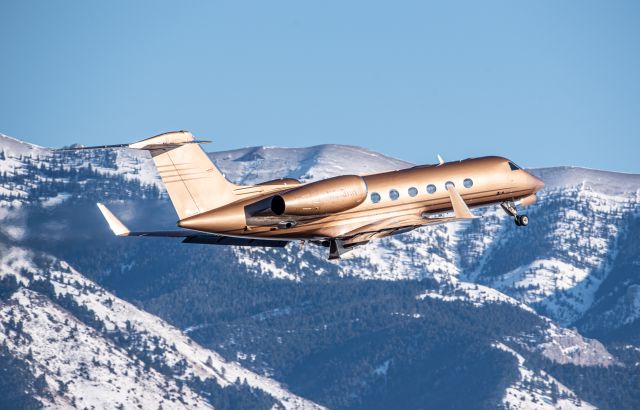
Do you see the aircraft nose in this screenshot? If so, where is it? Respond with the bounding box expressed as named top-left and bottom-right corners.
top-left (528, 173), bottom-right (545, 192)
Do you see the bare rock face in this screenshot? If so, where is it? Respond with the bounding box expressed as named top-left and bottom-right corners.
top-left (536, 324), bottom-right (615, 367)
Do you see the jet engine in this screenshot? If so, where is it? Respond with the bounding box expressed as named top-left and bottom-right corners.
top-left (270, 175), bottom-right (368, 216)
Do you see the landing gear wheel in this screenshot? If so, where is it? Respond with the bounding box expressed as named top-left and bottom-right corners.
top-left (503, 201), bottom-right (529, 227)
top-left (514, 215), bottom-right (529, 227)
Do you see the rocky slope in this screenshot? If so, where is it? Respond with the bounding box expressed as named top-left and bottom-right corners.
top-left (0, 242), bottom-right (322, 409)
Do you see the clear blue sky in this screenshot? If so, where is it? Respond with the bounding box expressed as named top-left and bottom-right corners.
top-left (1, 1), bottom-right (639, 171)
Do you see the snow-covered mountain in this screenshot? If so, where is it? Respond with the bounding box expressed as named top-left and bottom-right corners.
top-left (208, 142), bottom-right (640, 337)
top-left (1, 132), bottom-right (639, 409)
top-left (0, 242), bottom-right (322, 409)
top-left (212, 144), bottom-right (640, 334)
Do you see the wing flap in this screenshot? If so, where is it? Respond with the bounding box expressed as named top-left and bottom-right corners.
top-left (183, 236), bottom-right (288, 247)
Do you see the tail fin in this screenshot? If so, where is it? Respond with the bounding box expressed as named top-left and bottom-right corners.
top-left (130, 131), bottom-right (239, 219)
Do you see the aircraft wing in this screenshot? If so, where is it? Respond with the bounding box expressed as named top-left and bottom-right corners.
top-left (341, 214), bottom-right (427, 238)
top-left (341, 213), bottom-right (478, 245)
top-left (420, 185), bottom-right (480, 225)
top-left (341, 185), bottom-right (479, 241)
top-left (96, 203), bottom-right (288, 248)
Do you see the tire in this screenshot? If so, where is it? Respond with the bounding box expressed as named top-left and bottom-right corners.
top-left (515, 216), bottom-right (522, 226)
top-left (520, 215), bottom-right (529, 226)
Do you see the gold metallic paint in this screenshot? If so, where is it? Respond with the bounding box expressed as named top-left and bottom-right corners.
top-left (178, 155), bottom-right (544, 241)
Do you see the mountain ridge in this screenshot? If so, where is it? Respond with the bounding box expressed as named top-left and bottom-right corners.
top-left (1, 131), bottom-right (639, 409)
top-left (6, 132), bottom-right (640, 186)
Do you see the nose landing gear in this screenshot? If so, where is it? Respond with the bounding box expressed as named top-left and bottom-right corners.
top-left (501, 201), bottom-right (529, 227)
top-left (515, 214), bottom-right (529, 226)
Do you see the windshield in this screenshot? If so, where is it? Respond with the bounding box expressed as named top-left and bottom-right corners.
top-left (508, 161), bottom-right (522, 171)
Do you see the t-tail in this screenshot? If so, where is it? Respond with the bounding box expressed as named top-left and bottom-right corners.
top-left (130, 131), bottom-right (241, 219)
top-left (66, 131), bottom-right (241, 219)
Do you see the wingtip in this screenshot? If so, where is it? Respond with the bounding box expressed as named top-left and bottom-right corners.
top-left (446, 185), bottom-right (475, 219)
top-left (96, 202), bottom-right (130, 236)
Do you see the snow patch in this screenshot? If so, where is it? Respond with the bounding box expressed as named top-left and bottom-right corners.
top-left (494, 342), bottom-right (595, 410)
top-left (40, 193), bottom-right (71, 208)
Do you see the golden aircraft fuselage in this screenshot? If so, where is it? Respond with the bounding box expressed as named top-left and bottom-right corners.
top-left (84, 131), bottom-right (544, 260)
top-left (178, 156), bottom-right (544, 241)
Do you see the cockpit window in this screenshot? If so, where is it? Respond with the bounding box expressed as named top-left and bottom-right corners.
top-left (508, 161), bottom-right (521, 171)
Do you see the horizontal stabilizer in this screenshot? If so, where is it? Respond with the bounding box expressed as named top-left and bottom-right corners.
top-left (128, 130), bottom-right (211, 151)
top-left (58, 143), bottom-right (130, 151)
top-left (57, 131), bottom-right (210, 152)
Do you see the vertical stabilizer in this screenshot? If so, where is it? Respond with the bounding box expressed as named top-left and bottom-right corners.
top-left (130, 131), bottom-right (238, 219)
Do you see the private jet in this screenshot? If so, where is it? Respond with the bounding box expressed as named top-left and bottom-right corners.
top-left (68, 131), bottom-right (544, 259)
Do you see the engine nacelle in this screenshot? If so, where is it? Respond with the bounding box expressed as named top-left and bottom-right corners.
top-left (270, 175), bottom-right (368, 216)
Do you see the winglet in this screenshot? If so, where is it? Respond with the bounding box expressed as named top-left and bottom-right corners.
top-left (446, 186), bottom-right (475, 219)
top-left (437, 154), bottom-right (445, 165)
top-left (96, 203), bottom-right (130, 236)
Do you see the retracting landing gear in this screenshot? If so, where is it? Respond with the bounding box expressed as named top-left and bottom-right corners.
top-left (515, 214), bottom-right (529, 226)
top-left (313, 239), bottom-right (364, 260)
top-left (500, 201), bottom-right (529, 227)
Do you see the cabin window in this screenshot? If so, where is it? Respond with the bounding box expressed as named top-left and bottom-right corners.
top-left (370, 192), bottom-right (381, 203)
top-left (427, 184), bottom-right (436, 194)
top-left (508, 161), bottom-right (521, 171)
top-left (463, 178), bottom-right (473, 188)
top-left (389, 189), bottom-right (400, 200)
top-left (445, 181), bottom-right (455, 190)
top-left (408, 187), bottom-right (418, 197)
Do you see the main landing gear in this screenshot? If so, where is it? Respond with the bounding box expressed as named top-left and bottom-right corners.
top-left (500, 201), bottom-right (529, 227)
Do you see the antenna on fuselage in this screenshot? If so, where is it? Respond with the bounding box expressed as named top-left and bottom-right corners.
top-left (437, 154), bottom-right (445, 165)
